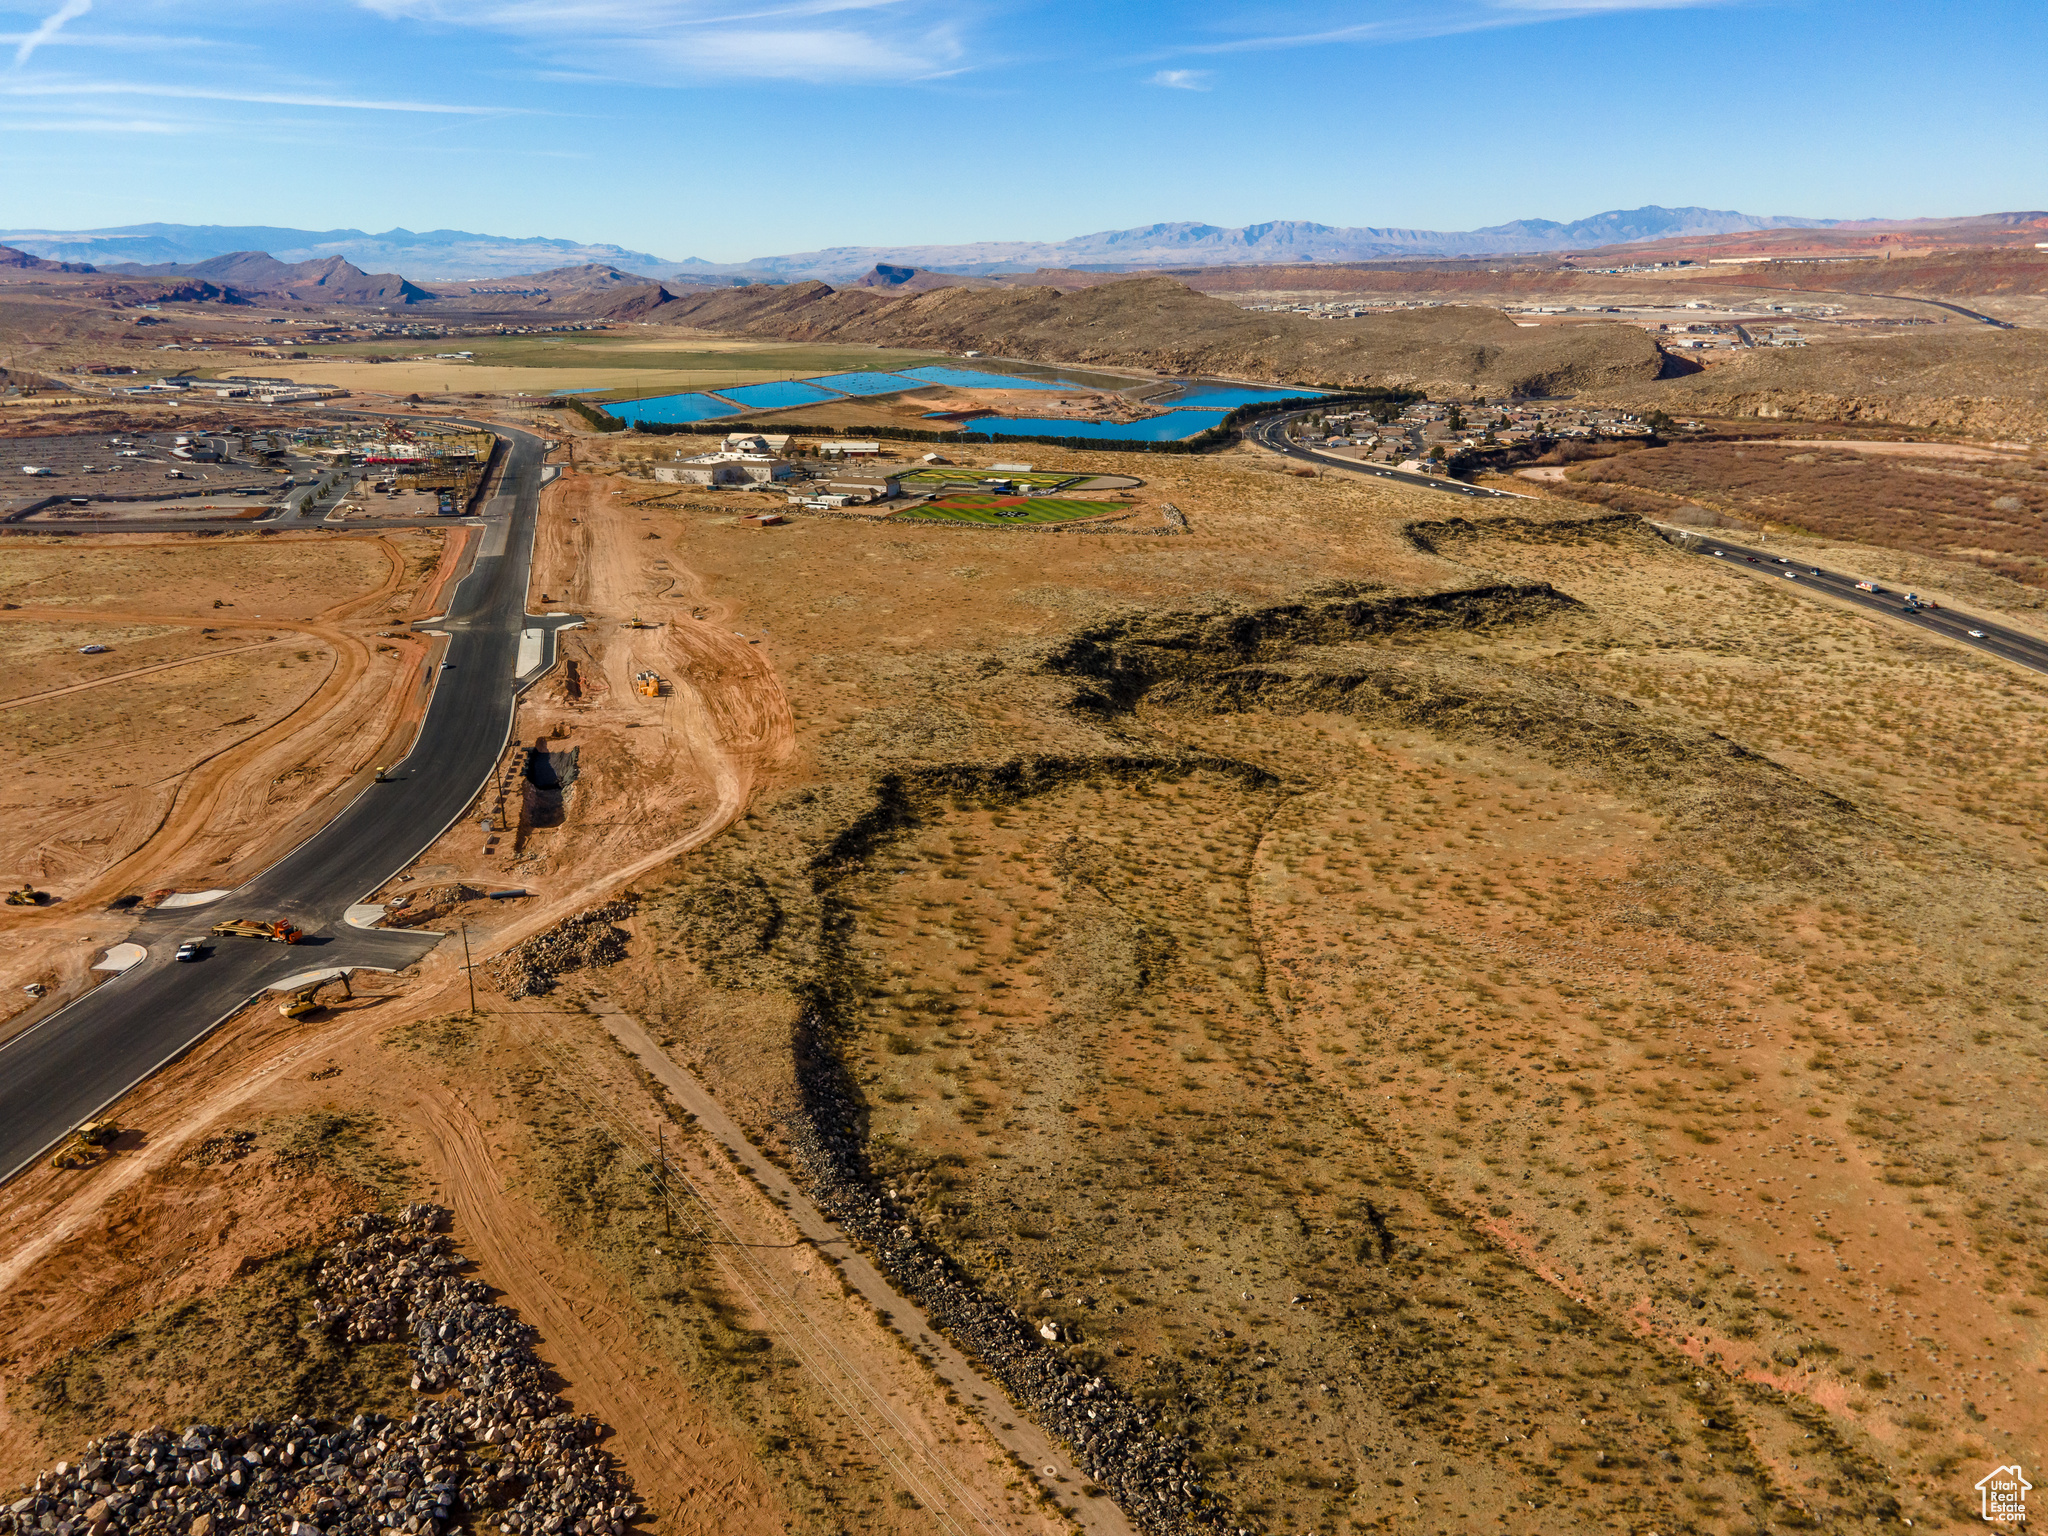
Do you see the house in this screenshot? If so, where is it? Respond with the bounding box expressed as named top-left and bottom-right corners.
top-left (820, 473), bottom-right (900, 504)
top-left (724, 432), bottom-right (791, 454)
top-left (655, 453), bottom-right (791, 486)
top-left (819, 440), bottom-right (882, 458)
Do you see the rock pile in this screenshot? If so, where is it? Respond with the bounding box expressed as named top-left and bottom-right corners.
top-left (484, 902), bottom-right (635, 1000)
top-left (384, 887), bottom-right (481, 932)
top-left (1, 1204), bottom-right (640, 1536)
top-left (787, 1009), bottom-right (1223, 1536)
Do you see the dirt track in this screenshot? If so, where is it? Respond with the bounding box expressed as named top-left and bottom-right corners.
top-left (0, 531), bottom-right (462, 1040)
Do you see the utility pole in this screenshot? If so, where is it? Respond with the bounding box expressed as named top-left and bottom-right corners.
top-left (658, 1126), bottom-right (671, 1238)
top-left (460, 921), bottom-right (476, 1014)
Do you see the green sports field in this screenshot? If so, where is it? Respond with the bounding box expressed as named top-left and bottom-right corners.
top-left (895, 467), bottom-right (1085, 492)
top-left (897, 493), bottom-right (1126, 526)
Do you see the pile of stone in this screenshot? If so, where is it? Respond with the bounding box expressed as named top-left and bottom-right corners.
top-left (1, 1204), bottom-right (640, 1536)
top-left (483, 901), bottom-right (634, 1000)
top-left (383, 887), bottom-right (481, 932)
top-left (786, 1009), bottom-right (1222, 1536)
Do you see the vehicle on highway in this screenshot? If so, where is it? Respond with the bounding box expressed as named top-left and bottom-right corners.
top-left (1810, 568), bottom-right (1822, 575)
top-left (1775, 557), bottom-right (1789, 564)
top-left (1969, 629), bottom-right (1986, 638)
top-left (1855, 580), bottom-right (1879, 592)
top-left (1784, 572), bottom-right (1798, 580)
top-left (1746, 556), bottom-right (1760, 564)
top-left (440, 661), bottom-right (456, 669)
top-left (174, 940), bottom-right (203, 962)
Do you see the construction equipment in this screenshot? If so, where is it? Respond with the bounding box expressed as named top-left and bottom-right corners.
top-left (279, 985), bottom-right (322, 1018)
top-left (5, 884), bottom-right (46, 906)
top-left (634, 670), bottom-right (665, 698)
top-left (210, 917), bottom-right (304, 944)
top-left (50, 1120), bottom-right (118, 1170)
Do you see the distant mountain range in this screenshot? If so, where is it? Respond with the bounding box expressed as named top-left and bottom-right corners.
top-left (703, 208), bottom-right (1845, 280)
top-left (89, 250), bottom-right (434, 305)
top-left (0, 223), bottom-right (675, 279)
top-left (0, 208), bottom-right (1837, 283)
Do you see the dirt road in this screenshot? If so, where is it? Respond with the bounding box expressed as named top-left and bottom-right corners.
top-left (600, 1010), bottom-right (1130, 1536)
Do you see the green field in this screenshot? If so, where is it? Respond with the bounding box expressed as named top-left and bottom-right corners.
top-left (897, 494), bottom-right (1126, 526)
top-left (896, 467), bottom-right (1086, 492)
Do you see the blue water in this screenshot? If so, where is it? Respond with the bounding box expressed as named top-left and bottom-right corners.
top-left (1157, 382), bottom-right (1326, 409)
top-left (606, 392), bottom-right (741, 425)
top-left (959, 410), bottom-right (1228, 442)
top-left (806, 371), bottom-right (920, 396)
top-left (898, 366), bottom-right (1065, 392)
top-left (716, 380), bottom-right (844, 410)
top-left (554, 387), bottom-right (609, 396)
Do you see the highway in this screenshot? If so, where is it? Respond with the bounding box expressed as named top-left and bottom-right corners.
top-left (1246, 406), bottom-right (2048, 675)
top-left (1246, 408), bottom-right (1524, 500)
top-left (0, 419), bottom-right (577, 1183)
top-left (1665, 530), bottom-right (2048, 677)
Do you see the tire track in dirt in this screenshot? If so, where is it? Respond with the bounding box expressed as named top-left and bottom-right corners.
top-left (481, 476), bottom-right (795, 956)
top-left (0, 639), bottom-right (292, 710)
top-left (403, 1086), bottom-right (795, 1536)
top-left (591, 1011), bottom-right (1124, 1536)
top-left (0, 533), bottom-right (438, 911)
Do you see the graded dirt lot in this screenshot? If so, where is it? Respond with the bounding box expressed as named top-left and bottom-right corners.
top-left (4, 413), bottom-right (2046, 1536)
top-left (0, 527), bottom-right (456, 1032)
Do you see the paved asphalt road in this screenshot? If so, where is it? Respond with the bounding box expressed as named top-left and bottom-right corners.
top-left (1250, 409), bottom-right (2048, 675)
top-left (1668, 531), bottom-right (2048, 677)
top-left (1247, 409), bottom-right (1524, 501)
top-left (0, 420), bottom-right (574, 1183)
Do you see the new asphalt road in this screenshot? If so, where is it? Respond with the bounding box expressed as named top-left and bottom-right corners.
top-left (0, 419), bottom-right (576, 1183)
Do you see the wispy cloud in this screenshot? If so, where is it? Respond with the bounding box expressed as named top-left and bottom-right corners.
top-left (12, 0), bottom-right (89, 67)
top-left (0, 78), bottom-right (503, 111)
top-left (0, 113), bottom-right (183, 131)
top-left (1146, 67), bottom-right (1211, 89)
top-left (349, 0), bottom-right (970, 83)
top-left (1171, 0), bottom-right (1732, 55)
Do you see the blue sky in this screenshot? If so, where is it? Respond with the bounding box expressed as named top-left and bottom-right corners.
top-left (1, 0), bottom-right (2042, 261)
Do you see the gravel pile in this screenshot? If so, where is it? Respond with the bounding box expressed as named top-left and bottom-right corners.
top-left (787, 1008), bottom-right (1222, 1536)
top-left (483, 902), bottom-right (634, 1000)
top-left (1, 1204), bottom-right (640, 1536)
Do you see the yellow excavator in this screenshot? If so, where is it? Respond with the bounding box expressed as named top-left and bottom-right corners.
top-left (278, 972), bottom-right (352, 1018)
top-left (6, 884), bottom-right (47, 906)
